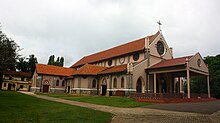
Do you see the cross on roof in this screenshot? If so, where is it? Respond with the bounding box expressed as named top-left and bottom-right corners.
top-left (157, 21), bottom-right (162, 31)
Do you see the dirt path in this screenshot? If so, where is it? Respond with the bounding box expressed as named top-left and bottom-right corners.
top-left (19, 91), bottom-right (220, 123)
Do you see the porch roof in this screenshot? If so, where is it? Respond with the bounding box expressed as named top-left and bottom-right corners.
top-left (148, 56), bottom-right (193, 70)
top-left (146, 53), bottom-right (209, 76)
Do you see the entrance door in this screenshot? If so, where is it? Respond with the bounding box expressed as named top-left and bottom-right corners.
top-left (43, 85), bottom-right (49, 93)
top-left (101, 85), bottom-right (107, 96)
top-left (67, 86), bottom-right (70, 93)
top-left (136, 78), bottom-right (142, 93)
top-left (8, 83), bottom-right (11, 90)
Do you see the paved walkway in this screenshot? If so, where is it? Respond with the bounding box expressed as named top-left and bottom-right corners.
top-left (19, 91), bottom-right (220, 123)
top-left (145, 100), bottom-right (220, 114)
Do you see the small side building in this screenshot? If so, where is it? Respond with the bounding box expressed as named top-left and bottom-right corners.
top-left (31, 64), bottom-right (76, 93)
top-left (1, 71), bottom-right (32, 91)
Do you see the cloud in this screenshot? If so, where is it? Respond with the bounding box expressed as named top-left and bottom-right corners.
top-left (0, 0), bottom-right (219, 67)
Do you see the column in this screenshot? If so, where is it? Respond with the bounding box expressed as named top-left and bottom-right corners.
top-left (147, 74), bottom-right (150, 93)
top-left (187, 69), bottom-right (190, 98)
top-left (178, 77), bottom-right (180, 93)
top-left (154, 73), bottom-right (156, 93)
top-left (207, 75), bottom-right (211, 98)
top-left (179, 77), bottom-right (182, 93)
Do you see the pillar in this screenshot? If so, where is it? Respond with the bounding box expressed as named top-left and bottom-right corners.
top-left (187, 69), bottom-right (190, 98)
top-left (207, 75), bottom-right (211, 98)
top-left (179, 77), bottom-right (183, 93)
top-left (154, 73), bottom-right (156, 93)
top-left (178, 77), bottom-right (180, 93)
top-left (147, 74), bottom-right (150, 93)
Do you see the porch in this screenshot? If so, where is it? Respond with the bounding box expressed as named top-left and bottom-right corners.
top-left (143, 53), bottom-right (211, 99)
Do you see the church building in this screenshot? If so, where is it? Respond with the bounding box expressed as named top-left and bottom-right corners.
top-left (31, 30), bottom-right (210, 99)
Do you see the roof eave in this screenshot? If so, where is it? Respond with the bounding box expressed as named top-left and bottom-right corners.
top-left (146, 64), bottom-right (186, 71)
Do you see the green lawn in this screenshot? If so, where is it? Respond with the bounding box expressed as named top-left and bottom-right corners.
top-left (39, 93), bottom-right (152, 108)
top-left (0, 91), bottom-right (112, 123)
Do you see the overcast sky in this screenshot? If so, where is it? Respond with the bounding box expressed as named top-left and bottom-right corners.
top-left (0, 0), bottom-right (219, 67)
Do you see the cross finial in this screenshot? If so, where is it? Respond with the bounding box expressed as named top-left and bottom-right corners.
top-left (157, 20), bottom-right (162, 31)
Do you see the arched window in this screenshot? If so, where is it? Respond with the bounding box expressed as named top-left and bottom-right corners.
top-left (121, 77), bottom-right (124, 88)
top-left (62, 80), bottom-right (65, 86)
top-left (56, 80), bottom-right (59, 86)
top-left (92, 79), bottom-right (96, 88)
top-left (133, 53), bottom-right (140, 61)
top-left (108, 60), bottom-right (112, 66)
top-left (113, 78), bottom-right (117, 88)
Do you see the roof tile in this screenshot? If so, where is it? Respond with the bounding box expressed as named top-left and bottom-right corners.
top-left (1, 71), bottom-right (32, 78)
top-left (148, 56), bottom-right (193, 69)
top-left (73, 64), bottom-right (107, 75)
top-left (71, 31), bottom-right (160, 68)
top-left (36, 64), bottom-right (76, 77)
top-left (98, 64), bottom-right (127, 74)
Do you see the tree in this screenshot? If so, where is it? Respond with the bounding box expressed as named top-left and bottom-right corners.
top-left (16, 54), bottom-right (38, 72)
top-left (191, 54), bottom-right (220, 99)
top-left (60, 57), bottom-right (64, 67)
top-left (27, 54), bottom-right (38, 72)
top-left (0, 24), bottom-right (20, 89)
top-left (55, 57), bottom-right (60, 66)
top-left (16, 57), bottom-right (29, 72)
top-left (48, 55), bottom-right (55, 65)
top-left (47, 55), bottom-right (64, 67)
top-left (204, 55), bottom-right (220, 99)
top-left (0, 31), bottom-right (20, 71)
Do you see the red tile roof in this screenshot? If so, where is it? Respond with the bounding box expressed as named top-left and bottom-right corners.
top-left (148, 56), bottom-right (193, 69)
top-left (1, 71), bottom-right (32, 78)
top-left (71, 31), bottom-right (160, 68)
top-left (98, 64), bottom-right (127, 75)
top-left (73, 64), bottom-right (108, 75)
top-left (36, 64), bottom-right (76, 77)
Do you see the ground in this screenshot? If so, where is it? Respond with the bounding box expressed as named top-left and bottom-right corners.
top-left (145, 100), bottom-right (220, 114)
top-left (38, 93), bottom-right (151, 107)
top-left (0, 91), bottom-right (112, 123)
top-left (21, 91), bottom-right (220, 123)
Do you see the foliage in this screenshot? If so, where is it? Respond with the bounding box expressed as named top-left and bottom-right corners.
top-left (191, 76), bottom-right (207, 93)
top-left (0, 29), bottom-right (20, 71)
top-left (16, 57), bottom-right (29, 72)
top-left (39, 93), bottom-right (152, 108)
top-left (48, 55), bottom-right (55, 65)
top-left (27, 54), bottom-right (38, 72)
top-left (0, 91), bottom-right (112, 123)
top-left (204, 55), bottom-right (220, 98)
top-left (16, 54), bottom-right (38, 72)
top-left (48, 55), bottom-right (64, 67)
top-left (191, 54), bottom-right (220, 99)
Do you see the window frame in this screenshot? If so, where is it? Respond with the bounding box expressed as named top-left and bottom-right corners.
top-left (121, 77), bottom-right (124, 88)
top-left (113, 78), bottom-right (117, 88)
top-left (62, 80), bottom-right (65, 86)
top-left (56, 80), bottom-right (59, 86)
top-left (92, 79), bottom-right (96, 88)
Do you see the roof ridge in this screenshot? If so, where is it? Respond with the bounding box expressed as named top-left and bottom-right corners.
top-left (37, 63), bottom-right (74, 69)
top-left (71, 31), bottom-right (159, 68)
top-left (84, 37), bottom-right (145, 58)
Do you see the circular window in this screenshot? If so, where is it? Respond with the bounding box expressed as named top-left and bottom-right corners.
top-left (119, 57), bottom-right (125, 64)
top-left (197, 59), bottom-right (201, 67)
top-left (133, 53), bottom-right (139, 61)
top-left (156, 41), bottom-right (165, 55)
top-left (108, 60), bottom-right (112, 66)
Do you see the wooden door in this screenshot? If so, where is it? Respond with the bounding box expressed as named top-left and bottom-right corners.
top-left (43, 85), bottom-right (49, 93)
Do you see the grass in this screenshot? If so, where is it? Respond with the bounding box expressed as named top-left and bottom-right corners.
top-left (38, 93), bottom-right (152, 108)
top-left (0, 91), bottom-right (112, 123)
